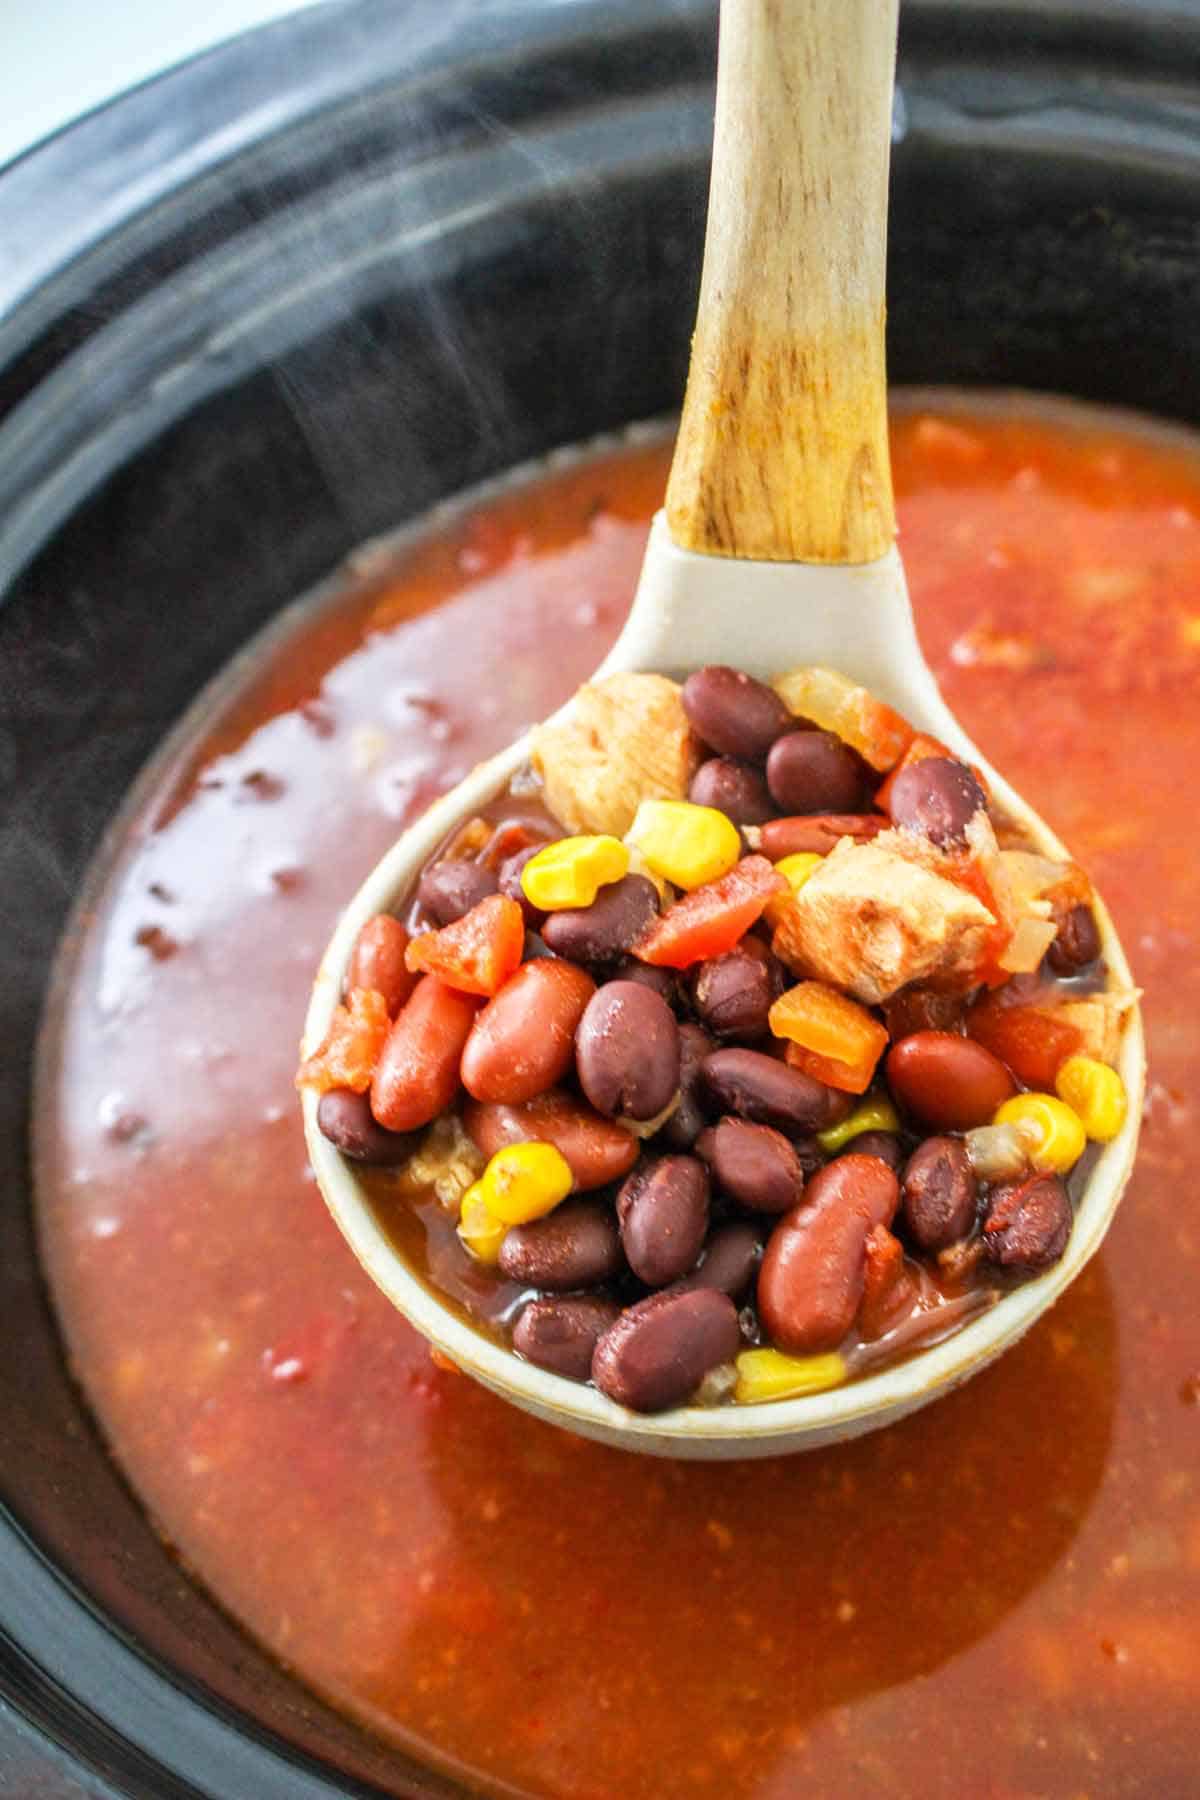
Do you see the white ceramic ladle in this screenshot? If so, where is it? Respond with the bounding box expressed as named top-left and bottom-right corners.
top-left (301, 0), bottom-right (1144, 1458)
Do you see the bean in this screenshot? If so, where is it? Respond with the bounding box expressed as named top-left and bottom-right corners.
top-left (688, 757), bottom-right (774, 825)
top-left (765, 730), bottom-right (865, 816)
top-left (983, 1173), bottom-right (1072, 1271)
top-left (675, 1221), bottom-right (763, 1298)
top-left (617, 1155), bottom-right (710, 1287)
top-left (591, 1288), bottom-right (741, 1413)
top-left (317, 1088), bottom-right (418, 1165)
top-left (463, 1089), bottom-right (638, 1191)
top-left (417, 859), bottom-right (498, 926)
top-left (658, 1022), bottom-right (716, 1151)
top-left (576, 980), bottom-right (681, 1122)
top-left (758, 1154), bottom-right (900, 1354)
top-left (691, 945), bottom-right (775, 1040)
top-left (702, 1046), bottom-right (843, 1134)
top-left (695, 1117), bottom-right (805, 1214)
top-left (541, 874), bottom-right (660, 964)
top-left (513, 1296), bottom-right (621, 1382)
top-left (498, 1199), bottom-right (623, 1290)
top-left (757, 813), bottom-right (888, 859)
top-left (461, 959), bottom-right (595, 1104)
top-left (1047, 903), bottom-right (1102, 974)
top-left (887, 1031), bottom-right (1016, 1131)
top-left (901, 1136), bottom-right (978, 1250)
top-left (888, 757), bottom-right (986, 846)
top-left (613, 956), bottom-right (681, 1011)
top-left (497, 845), bottom-right (546, 927)
top-left (346, 915), bottom-right (415, 1016)
top-left (883, 985), bottom-right (965, 1040)
top-left (371, 976), bottom-right (480, 1132)
top-left (681, 665), bottom-right (793, 762)
top-left (837, 1129), bottom-right (904, 1174)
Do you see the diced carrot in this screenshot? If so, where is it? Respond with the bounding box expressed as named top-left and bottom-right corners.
top-left (405, 894), bottom-right (525, 997)
top-left (967, 994), bottom-right (1084, 1089)
top-left (770, 981), bottom-right (889, 1094)
top-left (631, 856), bottom-right (787, 969)
top-left (296, 986), bottom-right (391, 1094)
top-left (757, 814), bottom-right (889, 860)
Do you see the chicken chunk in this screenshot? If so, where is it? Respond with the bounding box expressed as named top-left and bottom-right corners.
top-left (530, 672), bottom-right (699, 838)
top-left (1049, 988), bottom-right (1139, 1067)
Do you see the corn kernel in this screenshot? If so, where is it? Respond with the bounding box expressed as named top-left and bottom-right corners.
top-left (993, 1093), bottom-right (1087, 1175)
top-left (734, 1348), bottom-right (848, 1405)
top-left (816, 1095), bottom-right (902, 1153)
top-left (774, 852), bottom-right (825, 895)
top-left (474, 1141), bottom-right (573, 1225)
top-left (520, 835), bottom-right (629, 910)
top-left (624, 800), bottom-right (741, 890)
top-left (457, 1185), bottom-right (507, 1264)
top-left (1055, 1055), bottom-right (1128, 1143)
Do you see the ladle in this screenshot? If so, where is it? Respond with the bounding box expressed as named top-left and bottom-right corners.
top-left (301, 0), bottom-right (1144, 1457)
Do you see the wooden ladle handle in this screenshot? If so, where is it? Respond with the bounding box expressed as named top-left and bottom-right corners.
top-left (665, 0), bottom-right (899, 565)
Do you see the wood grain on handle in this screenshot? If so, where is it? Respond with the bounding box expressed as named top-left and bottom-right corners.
top-left (666, 0), bottom-right (898, 565)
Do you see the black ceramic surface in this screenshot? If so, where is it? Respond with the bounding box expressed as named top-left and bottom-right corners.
top-left (2, 1), bottom-right (1200, 1794)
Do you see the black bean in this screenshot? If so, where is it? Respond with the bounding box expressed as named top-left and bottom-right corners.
top-left (691, 947), bottom-right (775, 1041)
top-left (688, 757), bottom-right (774, 825)
top-left (316, 1089), bottom-right (418, 1166)
top-left (888, 757), bottom-right (986, 847)
top-left (982, 1174), bottom-right (1072, 1272)
top-left (1047, 903), bottom-right (1102, 974)
top-left (497, 845), bottom-right (544, 927)
top-left (613, 956), bottom-right (681, 1011)
top-left (695, 1117), bottom-right (806, 1214)
top-left (701, 1047), bottom-right (843, 1135)
top-left (838, 1129), bottom-right (904, 1174)
top-left (681, 666), bottom-right (793, 762)
top-left (901, 1136), bottom-right (978, 1250)
top-left (541, 875), bottom-right (659, 965)
top-left (765, 729), bottom-right (865, 815)
top-left (498, 1199), bottom-right (624, 1290)
top-left (576, 981), bottom-right (681, 1122)
top-left (658, 1022), bottom-right (716, 1150)
top-left (513, 1296), bottom-right (621, 1382)
top-left (417, 858), bottom-right (498, 925)
top-left (617, 1155), bottom-right (710, 1287)
top-left (591, 1289), bottom-right (741, 1413)
top-left (675, 1221), bottom-right (763, 1298)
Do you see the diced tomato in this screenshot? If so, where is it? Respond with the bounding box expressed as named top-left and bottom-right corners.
top-left (943, 850), bottom-right (1013, 989)
top-left (631, 856), bottom-right (787, 969)
top-left (405, 894), bottom-right (525, 996)
top-left (757, 814), bottom-right (889, 860)
top-left (771, 981), bottom-right (889, 1094)
top-left (858, 1226), bottom-right (918, 1340)
top-left (295, 986), bottom-right (390, 1094)
top-left (967, 994), bottom-right (1083, 1089)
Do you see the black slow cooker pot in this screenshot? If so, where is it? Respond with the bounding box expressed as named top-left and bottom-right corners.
top-left (2, 2), bottom-right (1199, 1794)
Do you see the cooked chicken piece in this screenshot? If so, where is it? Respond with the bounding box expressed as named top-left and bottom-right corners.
top-left (1050, 988), bottom-right (1139, 1067)
top-left (531, 672), bottom-right (699, 838)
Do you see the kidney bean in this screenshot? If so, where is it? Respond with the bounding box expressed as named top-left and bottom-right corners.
top-left (498, 1199), bottom-right (623, 1290)
top-left (316, 1088), bottom-right (418, 1165)
top-left (901, 1136), bottom-right (978, 1250)
top-left (982, 1174), bottom-right (1072, 1271)
top-left (766, 730), bottom-right (865, 815)
top-left (681, 665), bottom-right (793, 761)
top-left (702, 1047), bottom-right (843, 1135)
top-left (758, 1154), bottom-right (900, 1354)
top-left (658, 1022), bottom-right (716, 1150)
top-left (617, 1155), bottom-right (710, 1287)
top-left (675, 1221), bottom-right (763, 1298)
top-left (497, 845), bottom-right (545, 927)
top-left (887, 1031), bottom-right (1016, 1131)
top-left (757, 813), bottom-right (888, 859)
top-left (371, 976), bottom-right (480, 1132)
top-left (613, 956), bottom-right (681, 1011)
top-left (463, 1090), bottom-right (638, 1191)
top-left (416, 858), bottom-right (498, 926)
top-left (888, 757), bottom-right (986, 846)
top-left (1047, 902), bottom-right (1102, 974)
top-left (345, 915), bottom-right (415, 1016)
top-left (591, 1288), bottom-right (741, 1413)
top-left (461, 959), bottom-right (595, 1104)
top-left (576, 981), bottom-right (681, 1122)
top-left (690, 945), bottom-right (775, 1042)
top-left (695, 1117), bottom-right (805, 1214)
top-left (688, 757), bottom-right (773, 825)
top-left (837, 1129), bottom-right (904, 1174)
top-left (541, 875), bottom-right (659, 965)
top-left (513, 1295), bottom-right (621, 1382)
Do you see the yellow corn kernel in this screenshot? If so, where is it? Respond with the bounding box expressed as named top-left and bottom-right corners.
top-left (625, 799), bottom-right (741, 890)
top-left (456, 1185), bottom-right (507, 1264)
top-left (993, 1093), bottom-right (1087, 1175)
top-left (474, 1141), bottom-right (573, 1226)
top-left (520, 835), bottom-right (629, 911)
top-left (734, 1348), bottom-right (848, 1405)
top-left (1055, 1055), bottom-right (1128, 1143)
top-left (816, 1094), bottom-right (902, 1153)
top-left (774, 851), bottom-right (825, 894)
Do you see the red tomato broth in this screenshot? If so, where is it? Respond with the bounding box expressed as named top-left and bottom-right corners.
top-left (35, 402), bottom-right (1199, 1797)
